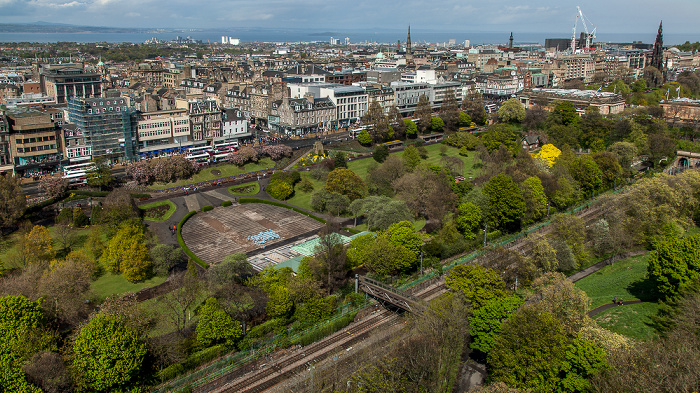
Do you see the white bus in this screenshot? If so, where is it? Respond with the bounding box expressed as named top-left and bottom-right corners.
top-left (186, 152), bottom-right (211, 162)
top-left (186, 145), bottom-right (212, 155)
top-left (63, 162), bottom-right (95, 176)
top-left (63, 172), bottom-right (88, 187)
top-left (212, 153), bottom-right (230, 162)
top-left (214, 141), bottom-right (238, 150)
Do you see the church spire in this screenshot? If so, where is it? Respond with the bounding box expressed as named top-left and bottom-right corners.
top-left (651, 20), bottom-right (665, 85)
top-left (406, 25), bottom-right (413, 63)
top-left (509, 32), bottom-right (514, 49)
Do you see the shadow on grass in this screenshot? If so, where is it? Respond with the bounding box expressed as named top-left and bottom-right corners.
top-left (627, 276), bottom-right (659, 302)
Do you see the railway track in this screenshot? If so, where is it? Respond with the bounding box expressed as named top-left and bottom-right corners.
top-left (181, 200), bottom-right (611, 393)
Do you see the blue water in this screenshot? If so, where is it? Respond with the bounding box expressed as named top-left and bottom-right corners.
top-left (1, 28), bottom-right (698, 45)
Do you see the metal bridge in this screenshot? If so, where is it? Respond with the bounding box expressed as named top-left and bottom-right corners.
top-left (358, 276), bottom-right (426, 314)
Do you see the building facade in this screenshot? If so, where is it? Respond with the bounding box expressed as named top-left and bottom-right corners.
top-left (40, 63), bottom-right (102, 104)
top-left (67, 97), bottom-right (137, 163)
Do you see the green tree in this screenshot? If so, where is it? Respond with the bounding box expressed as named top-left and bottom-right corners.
top-left (0, 174), bottom-right (26, 228)
top-left (208, 253), bottom-right (254, 287)
top-left (325, 168), bottom-right (368, 201)
top-left (21, 225), bottom-right (55, 264)
top-left (0, 295), bottom-right (46, 393)
top-left (346, 233), bottom-right (375, 268)
top-left (196, 297), bottom-right (243, 347)
top-left (402, 145), bottom-right (422, 170)
top-left (365, 237), bottom-right (416, 276)
top-left (487, 308), bottom-right (568, 392)
top-left (382, 221), bottom-right (422, 259)
top-left (456, 202), bottom-right (482, 239)
top-left (265, 285), bottom-right (293, 318)
top-left (458, 111), bottom-right (472, 127)
top-left (549, 100), bottom-right (580, 127)
top-left (484, 173), bottom-right (526, 231)
top-left (86, 156), bottom-right (115, 190)
top-left (469, 295), bottom-right (523, 353)
top-left (592, 151), bottom-right (622, 190)
top-left (150, 244), bottom-right (187, 276)
top-left (414, 94), bottom-right (432, 132)
top-left (445, 265), bottom-right (508, 309)
top-left (362, 100), bottom-right (390, 142)
top-left (481, 124), bottom-right (518, 153)
top-left (267, 179), bottom-right (294, 200)
top-left (497, 98), bottom-right (526, 123)
top-left (440, 89), bottom-right (460, 131)
top-left (99, 223), bottom-right (152, 282)
top-left (333, 151), bottom-right (348, 169)
top-left (72, 314), bottom-right (147, 392)
top-left (521, 176), bottom-right (548, 224)
top-left (430, 116), bottom-right (445, 132)
top-left (569, 155), bottom-right (603, 195)
top-left (404, 119), bottom-right (418, 138)
top-left (463, 90), bottom-right (487, 125)
top-left (647, 234), bottom-right (700, 299)
top-left (350, 196), bottom-right (412, 231)
top-left (558, 337), bottom-right (607, 392)
top-left (373, 145), bottom-right (389, 163)
top-left (357, 129), bottom-right (372, 145)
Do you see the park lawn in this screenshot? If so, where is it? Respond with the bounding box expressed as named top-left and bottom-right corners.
top-left (593, 301), bottom-right (661, 341)
top-left (284, 172), bottom-right (326, 212)
top-left (149, 158), bottom-right (276, 190)
top-left (139, 200), bottom-right (177, 222)
top-left (228, 181), bottom-right (260, 195)
top-left (574, 254), bottom-right (653, 309)
top-left (90, 272), bottom-right (167, 301)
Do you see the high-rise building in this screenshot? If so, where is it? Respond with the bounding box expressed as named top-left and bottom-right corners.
top-left (67, 97), bottom-right (137, 163)
top-left (4, 108), bottom-right (62, 176)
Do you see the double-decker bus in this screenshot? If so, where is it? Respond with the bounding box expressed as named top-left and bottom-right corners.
top-left (63, 172), bottom-right (88, 187)
top-left (62, 162), bottom-right (95, 176)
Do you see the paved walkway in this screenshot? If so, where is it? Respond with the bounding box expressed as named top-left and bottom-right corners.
top-left (587, 300), bottom-right (644, 317)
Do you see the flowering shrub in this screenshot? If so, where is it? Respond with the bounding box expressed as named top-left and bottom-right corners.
top-left (39, 176), bottom-right (69, 198)
top-left (533, 144), bottom-right (561, 168)
top-left (127, 156), bottom-right (196, 185)
top-left (297, 152), bottom-right (327, 167)
top-left (261, 145), bottom-right (293, 161)
top-left (227, 146), bottom-right (259, 166)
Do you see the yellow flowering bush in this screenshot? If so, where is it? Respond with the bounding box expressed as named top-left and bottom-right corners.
top-left (533, 144), bottom-right (561, 167)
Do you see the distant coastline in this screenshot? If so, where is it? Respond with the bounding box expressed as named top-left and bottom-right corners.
top-left (0, 24), bottom-right (698, 45)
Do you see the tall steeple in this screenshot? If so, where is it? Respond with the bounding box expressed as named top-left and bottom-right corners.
top-left (406, 25), bottom-right (413, 63)
top-left (652, 21), bottom-right (664, 70)
top-left (509, 32), bottom-right (514, 49)
top-left (651, 21), bottom-right (665, 85)
top-left (407, 26), bottom-right (412, 55)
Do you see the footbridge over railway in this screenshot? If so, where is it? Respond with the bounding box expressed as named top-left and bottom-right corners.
top-left (358, 275), bottom-right (427, 314)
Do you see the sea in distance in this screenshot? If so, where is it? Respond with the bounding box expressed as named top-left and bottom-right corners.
top-left (1, 27), bottom-right (698, 46)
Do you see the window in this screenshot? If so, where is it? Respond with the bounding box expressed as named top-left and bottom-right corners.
top-left (17, 148), bottom-right (23, 153)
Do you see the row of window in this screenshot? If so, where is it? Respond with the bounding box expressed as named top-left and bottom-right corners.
top-left (17, 135), bottom-right (55, 144)
top-left (88, 106), bottom-right (125, 114)
top-left (66, 147), bottom-right (91, 158)
top-left (139, 129), bottom-right (171, 138)
top-left (138, 121), bottom-right (170, 130)
top-left (18, 144), bottom-right (56, 153)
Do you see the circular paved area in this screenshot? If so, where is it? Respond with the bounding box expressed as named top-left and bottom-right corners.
top-left (181, 203), bottom-right (324, 265)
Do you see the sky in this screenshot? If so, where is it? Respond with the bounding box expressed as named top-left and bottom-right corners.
top-left (1, 0), bottom-right (699, 36)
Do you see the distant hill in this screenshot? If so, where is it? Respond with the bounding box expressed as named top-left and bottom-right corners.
top-left (0, 22), bottom-right (153, 33)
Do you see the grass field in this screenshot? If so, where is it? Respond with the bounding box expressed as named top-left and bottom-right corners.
top-left (228, 181), bottom-right (261, 195)
top-left (139, 200), bottom-right (177, 222)
top-left (91, 272), bottom-right (166, 301)
top-left (574, 253), bottom-right (662, 341)
top-left (284, 172), bottom-right (326, 212)
top-left (593, 302), bottom-right (661, 341)
top-left (574, 254), bottom-right (655, 309)
top-left (149, 158), bottom-right (275, 190)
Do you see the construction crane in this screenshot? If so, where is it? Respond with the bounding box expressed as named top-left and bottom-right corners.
top-left (570, 6), bottom-right (597, 51)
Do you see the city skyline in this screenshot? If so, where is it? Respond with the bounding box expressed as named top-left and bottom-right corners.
top-left (2, 0), bottom-right (700, 38)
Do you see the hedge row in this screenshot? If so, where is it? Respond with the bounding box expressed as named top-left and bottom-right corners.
top-left (222, 200), bottom-right (232, 207)
top-left (238, 198), bottom-right (326, 224)
top-left (201, 205), bottom-right (213, 212)
top-left (157, 344), bottom-right (227, 382)
top-left (177, 210), bottom-right (208, 268)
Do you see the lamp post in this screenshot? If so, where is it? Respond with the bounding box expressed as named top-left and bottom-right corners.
top-left (483, 223), bottom-right (488, 247)
top-left (546, 202), bottom-right (550, 218)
